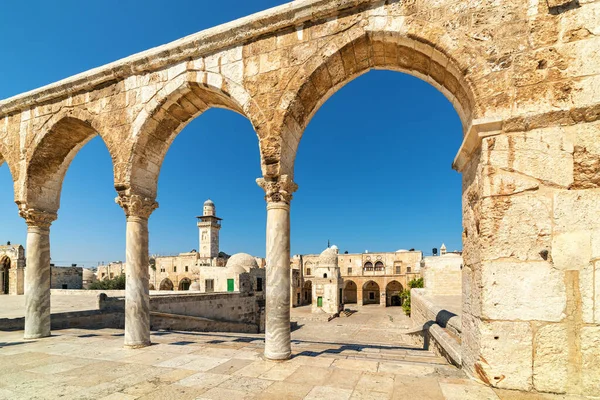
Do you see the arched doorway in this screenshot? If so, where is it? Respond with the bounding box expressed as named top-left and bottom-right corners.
top-left (343, 280), bottom-right (357, 304)
top-left (178, 278), bottom-right (191, 291)
top-left (0, 257), bottom-right (10, 294)
top-left (159, 278), bottom-right (174, 291)
top-left (362, 281), bottom-right (380, 305)
top-left (386, 281), bottom-right (403, 307)
top-left (303, 280), bottom-right (312, 305)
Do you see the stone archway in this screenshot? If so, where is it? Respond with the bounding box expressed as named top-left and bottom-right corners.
top-left (362, 280), bottom-right (380, 306)
top-left (343, 280), bottom-right (357, 304)
top-left (386, 281), bottom-right (403, 307)
top-left (178, 277), bottom-right (191, 291)
top-left (159, 278), bottom-right (174, 291)
top-left (303, 280), bottom-right (312, 305)
top-left (0, 257), bottom-right (10, 295)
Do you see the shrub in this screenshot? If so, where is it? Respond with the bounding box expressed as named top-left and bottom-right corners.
top-left (89, 274), bottom-right (126, 290)
top-left (400, 277), bottom-right (423, 316)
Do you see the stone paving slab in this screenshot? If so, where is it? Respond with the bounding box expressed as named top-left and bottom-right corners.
top-left (0, 328), bottom-right (585, 400)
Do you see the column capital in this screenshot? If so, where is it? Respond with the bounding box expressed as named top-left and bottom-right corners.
top-left (256, 174), bottom-right (298, 204)
top-left (18, 208), bottom-right (57, 229)
top-left (115, 194), bottom-right (158, 219)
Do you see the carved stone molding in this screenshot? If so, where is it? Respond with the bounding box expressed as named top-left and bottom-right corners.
top-left (115, 194), bottom-right (158, 219)
top-left (256, 174), bottom-right (298, 204)
top-left (18, 208), bottom-right (57, 229)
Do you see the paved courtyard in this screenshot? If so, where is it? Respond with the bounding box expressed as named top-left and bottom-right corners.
top-left (0, 294), bottom-right (99, 318)
top-left (0, 303), bottom-right (588, 399)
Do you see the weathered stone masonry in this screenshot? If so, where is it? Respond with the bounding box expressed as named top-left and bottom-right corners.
top-left (0, 0), bottom-right (599, 395)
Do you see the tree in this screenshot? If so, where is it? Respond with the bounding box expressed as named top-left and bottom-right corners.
top-left (400, 277), bottom-right (423, 316)
top-left (88, 274), bottom-right (126, 290)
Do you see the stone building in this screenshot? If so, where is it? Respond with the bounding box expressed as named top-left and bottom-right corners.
top-left (0, 243), bottom-right (25, 295)
top-left (2, 0), bottom-right (599, 394)
top-left (421, 251), bottom-right (463, 297)
top-left (50, 266), bottom-right (83, 290)
top-left (292, 247), bottom-right (423, 308)
top-left (311, 246), bottom-right (343, 314)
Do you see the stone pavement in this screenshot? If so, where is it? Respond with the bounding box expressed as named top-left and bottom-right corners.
top-left (0, 294), bottom-right (99, 319)
top-left (0, 327), bottom-right (582, 400)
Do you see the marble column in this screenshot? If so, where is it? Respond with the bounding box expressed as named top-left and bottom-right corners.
top-left (116, 194), bottom-right (158, 348)
top-left (20, 208), bottom-right (57, 339)
top-left (257, 175), bottom-right (297, 360)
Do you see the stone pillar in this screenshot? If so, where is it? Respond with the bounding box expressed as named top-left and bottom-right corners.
top-left (116, 194), bottom-right (158, 348)
top-left (19, 208), bottom-right (57, 339)
top-left (257, 175), bottom-right (297, 360)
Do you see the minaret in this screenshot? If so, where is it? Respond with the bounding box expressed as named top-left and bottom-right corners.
top-left (197, 199), bottom-right (222, 259)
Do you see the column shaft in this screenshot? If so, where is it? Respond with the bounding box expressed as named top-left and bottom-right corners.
top-left (24, 226), bottom-right (51, 339)
top-left (264, 202), bottom-right (291, 360)
top-left (124, 216), bottom-right (150, 348)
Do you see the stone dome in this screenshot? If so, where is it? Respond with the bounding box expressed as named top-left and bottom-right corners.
top-left (83, 269), bottom-right (96, 281)
top-left (319, 247), bottom-right (338, 266)
top-left (204, 199), bottom-right (214, 206)
top-left (226, 253), bottom-right (258, 273)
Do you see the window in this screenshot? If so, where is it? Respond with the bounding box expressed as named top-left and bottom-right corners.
top-left (348, 267), bottom-right (352, 275)
top-left (173, 266), bottom-right (177, 273)
top-left (62, 284), bottom-right (68, 289)
top-left (256, 277), bottom-right (263, 292)
top-left (185, 266), bottom-right (189, 272)
top-left (324, 273), bottom-right (328, 278)
top-left (395, 266), bottom-right (401, 274)
top-left (306, 268), bottom-right (311, 276)
top-left (205, 279), bottom-right (214, 293)
top-left (364, 262), bottom-right (373, 271)
top-left (375, 261), bottom-right (384, 271)
top-left (369, 292), bottom-right (375, 300)
top-left (407, 266), bottom-right (412, 273)
top-left (101, 273), bottom-right (106, 278)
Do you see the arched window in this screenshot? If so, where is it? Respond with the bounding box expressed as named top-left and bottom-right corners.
top-left (364, 262), bottom-right (373, 271)
top-left (324, 273), bottom-right (328, 278)
top-left (375, 261), bottom-right (384, 271)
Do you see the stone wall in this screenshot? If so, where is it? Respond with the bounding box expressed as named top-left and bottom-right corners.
top-left (50, 266), bottom-right (83, 289)
top-left (422, 254), bottom-right (462, 296)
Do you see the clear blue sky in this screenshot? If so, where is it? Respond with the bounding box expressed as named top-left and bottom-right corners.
top-left (0, 0), bottom-right (463, 267)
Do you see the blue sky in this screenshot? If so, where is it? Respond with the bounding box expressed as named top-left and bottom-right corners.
top-left (0, 1), bottom-right (463, 267)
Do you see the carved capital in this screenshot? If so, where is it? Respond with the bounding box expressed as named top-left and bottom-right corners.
top-left (115, 194), bottom-right (158, 219)
top-left (19, 208), bottom-right (57, 229)
top-left (256, 174), bottom-right (298, 204)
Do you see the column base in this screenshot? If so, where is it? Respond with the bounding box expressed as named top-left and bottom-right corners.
top-left (24, 332), bottom-right (50, 340)
top-left (264, 350), bottom-right (291, 361)
top-left (124, 341), bottom-right (151, 349)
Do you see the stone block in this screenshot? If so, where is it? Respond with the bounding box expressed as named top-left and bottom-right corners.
top-left (479, 321), bottom-right (533, 391)
top-left (481, 167), bottom-right (539, 198)
top-left (533, 323), bottom-right (568, 393)
top-left (554, 189), bottom-right (600, 233)
top-left (479, 193), bottom-right (552, 262)
top-left (481, 261), bottom-right (565, 322)
top-left (581, 326), bottom-right (600, 396)
top-left (484, 129), bottom-right (573, 188)
top-left (551, 230), bottom-right (591, 271)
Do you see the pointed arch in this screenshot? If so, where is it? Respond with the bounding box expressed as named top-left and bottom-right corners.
top-left (22, 109), bottom-right (116, 212)
top-left (159, 278), bottom-right (174, 291)
top-left (270, 25), bottom-right (482, 177)
top-left (125, 70), bottom-right (267, 198)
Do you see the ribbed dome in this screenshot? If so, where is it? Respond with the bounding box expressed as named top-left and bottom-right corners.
top-left (226, 253), bottom-right (258, 273)
top-left (204, 199), bottom-right (215, 206)
top-left (319, 247), bottom-right (338, 266)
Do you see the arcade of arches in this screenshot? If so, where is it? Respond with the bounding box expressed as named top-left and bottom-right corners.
top-left (0, 0), bottom-right (599, 395)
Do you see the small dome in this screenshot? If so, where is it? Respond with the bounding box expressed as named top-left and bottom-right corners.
top-left (204, 199), bottom-right (215, 206)
top-left (226, 253), bottom-right (258, 273)
top-left (319, 247), bottom-right (338, 266)
top-left (83, 269), bottom-right (96, 281)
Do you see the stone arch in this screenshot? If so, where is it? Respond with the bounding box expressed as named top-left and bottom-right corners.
top-left (125, 70), bottom-right (267, 198)
top-left (374, 261), bottom-right (384, 271)
top-left (343, 280), bottom-right (357, 304)
top-left (22, 110), bottom-right (116, 212)
top-left (159, 278), bottom-right (174, 291)
top-left (303, 279), bottom-right (312, 305)
top-left (0, 256), bottom-right (10, 295)
top-left (362, 280), bottom-right (380, 305)
top-left (386, 280), bottom-right (403, 307)
top-left (272, 28), bottom-right (481, 177)
top-left (364, 261), bottom-right (373, 271)
top-left (178, 277), bottom-right (192, 291)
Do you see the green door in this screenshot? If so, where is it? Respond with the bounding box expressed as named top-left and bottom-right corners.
top-left (317, 296), bottom-right (323, 307)
top-left (227, 279), bottom-right (234, 292)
